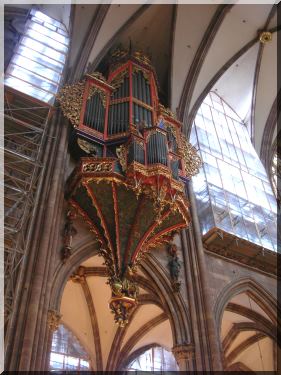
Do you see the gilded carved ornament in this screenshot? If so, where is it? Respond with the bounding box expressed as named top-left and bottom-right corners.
top-left (70, 266), bottom-right (86, 284)
top-left (110, 48), bottom-right (152, 68)
top-left (83, 162), bottom-right (112, 173)
top-left (77, 138), bottom-right (98, 156)
top-left (56, 78), bottom-right (106, 127)
top-left (47, 309), bottom-right (62, 332)
top-left (116, 144), bottom-right (127, 172)
top-left (133, 51), bottom-right (152, 66)
top-left (56, 81), bottom-right (86, 127)
top-left (111, 69), bottom-right (128, 91)
top-left (180, 134), bottom-right (202, 177)
top-left (165, 122), bottom-right (177, 138)
top-left (109, 269), bottom-right (139, 327)
top-left (87, 71), bottom-right (107, 83)
top-left (145, 127), bottom-right (167, 141)
top-left (159, 104), bottom-right (177, 119)
top-left (60, 50), bottom-right (203, 327)
top-left (172, 344), bottom-right (195, 362)
top-left (132, 65), bottom-right (150, 82)
top-left (98, 247), bottom-right (116, 280)
top-left (110, 48), bottom-right (128, 61)
top-left (259, 31), bottom-right (272, 44)
top-left (87, 85), bottom-right (107, 107)
top-left (153, 183), bottom-right (169, 220)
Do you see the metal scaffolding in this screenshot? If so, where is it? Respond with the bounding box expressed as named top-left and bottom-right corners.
top-left (4, 87), bottom-right (51, 325)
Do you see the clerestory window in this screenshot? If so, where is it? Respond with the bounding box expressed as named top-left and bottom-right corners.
top-left (4, 9), bottom-right (69, 105)
top-left (50, 324), bottom-right (91, 371)
top-left (126, 346), bottom-right (178, 371)
top-left (191, 92), bottom-right (277, 252)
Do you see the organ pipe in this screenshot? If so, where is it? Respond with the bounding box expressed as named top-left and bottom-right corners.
top-left (83, 93), bottom-right (105, 133)
top-left (62, 55), bottom-right (190, 176)
top-left (147, 132), bottom-right (167, 165)
top-left (142, 74), bottom-right (145, 102)
top-left (96, 97), bottom-right (101, 131)
top-left (146, 81), bottom-right (151, 105)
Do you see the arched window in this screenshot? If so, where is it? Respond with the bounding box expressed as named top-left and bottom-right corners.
top-left (191, 92), bottom-right (277, 252)
top-left (4, 9), bottom-right (69, 104)
top-left (126, 346), bottom-right (178, 371)
top-left (270, 144), bottom-right (280, 207)
top-left (50, 324), bottom-right (91, 371)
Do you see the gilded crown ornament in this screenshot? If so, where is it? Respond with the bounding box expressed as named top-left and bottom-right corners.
top-left (57, 47), bottom-right (201, 326)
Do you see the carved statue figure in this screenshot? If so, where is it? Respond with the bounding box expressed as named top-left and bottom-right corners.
top-left (61, 210), bottom-right (77, 262)
top-left (169, 256), bottom-right (181, 279)
top-left (167, 244), bottom-right (181, 292)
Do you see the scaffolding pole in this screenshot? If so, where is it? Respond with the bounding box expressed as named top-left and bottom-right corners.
top-left (4, 88), bottom-right (51, 326)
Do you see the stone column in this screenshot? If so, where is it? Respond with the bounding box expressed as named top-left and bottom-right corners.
top-left (43, 328), bottom-right (53, 370)
top-left (32, 124), bottom-right (70, 370)
top-left (172, 344), bottom-right (195, 371)
top-left (180, 230), bottom-right (206, 370)
top-left (276, 344), bottom-right (281, 373)
top-left (19, 118), bottom-right (68, 371)
top-left (186, 184), bottom-right (223, 371)
top-left (5, 111), bottom-right (69, 371)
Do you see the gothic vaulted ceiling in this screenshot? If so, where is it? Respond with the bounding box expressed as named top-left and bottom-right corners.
top-left (4, 3), bottom-right (279, 372)
top-left (6, 3), bottom-right (280, 159)
top-left (65, 3), bottom-right (279, 159)
top-left (60, 253), bottom-right (174, 371)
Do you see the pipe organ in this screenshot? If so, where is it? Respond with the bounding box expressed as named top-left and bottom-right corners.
top-left (57, 49), bottom-right (202, 326)
top-left (58, 51), bottom-right (195, 178)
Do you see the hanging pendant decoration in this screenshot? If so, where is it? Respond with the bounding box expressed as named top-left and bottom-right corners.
top-left (58, 48), bottom-right (202, 326)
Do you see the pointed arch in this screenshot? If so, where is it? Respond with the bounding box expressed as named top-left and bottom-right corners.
top-left (122, 343), bottom-right (178, 371)
top-left (49, 237), bottom-right (192, 371)
top-left (122, 343), bottom-right (163, 369)
top-left (141, 253), bottom-right (191, 345)
top-left (116, 313), bottom-right (168, 369)
top-left (213, 277), bottom-right (279, 337)
top-left (185, 26), bottom-right (280, 136)
top-left (50, 322), bottom-right (92, 371)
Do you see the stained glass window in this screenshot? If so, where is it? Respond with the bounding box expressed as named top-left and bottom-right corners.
top-left (127, 346), bottom-right (178, 371)
top-left (191, 92), bottom-right (277, 252)
top-left (50, 324), bottom-right (91, 371)
top-left (5, 9), bottom-right (69, 105)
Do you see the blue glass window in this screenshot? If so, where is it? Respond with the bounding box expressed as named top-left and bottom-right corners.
top-left (5, 9), bottom-right (69, 105)
top-left (50, 324), bottom-right (91, 371)
top-left (127, 346), bottom-right (178, 371)
top-left (191, 92), bottom-right (277, 252)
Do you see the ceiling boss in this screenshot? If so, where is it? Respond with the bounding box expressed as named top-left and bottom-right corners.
top-left (57, 48), bottom-right (201, 327)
